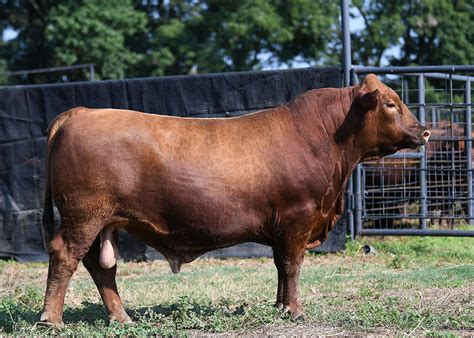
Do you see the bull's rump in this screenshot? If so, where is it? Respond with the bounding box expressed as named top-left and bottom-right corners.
top-left (48, 108), bottom-right (314, 247)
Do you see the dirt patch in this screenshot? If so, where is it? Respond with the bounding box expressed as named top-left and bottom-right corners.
top-left (0, 263), bottom-right (46, 296)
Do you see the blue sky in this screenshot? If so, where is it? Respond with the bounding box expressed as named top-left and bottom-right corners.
top-left (2, 28), bottom-right (17, 41)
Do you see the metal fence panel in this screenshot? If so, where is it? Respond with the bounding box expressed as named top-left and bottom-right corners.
top-left (352, 66), bottom-right (474, 236)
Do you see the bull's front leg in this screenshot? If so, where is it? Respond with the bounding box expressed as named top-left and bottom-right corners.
top-left (272, 247), bottom-right (285, 309)
top-left (272, 236), bottom-right (308, 320)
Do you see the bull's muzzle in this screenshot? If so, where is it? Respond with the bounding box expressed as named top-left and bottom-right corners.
top-left (422, 129), bottom-right (431, 144)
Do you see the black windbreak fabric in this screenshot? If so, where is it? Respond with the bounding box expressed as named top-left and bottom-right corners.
top-left (0, 66), bottom-right (344, 262)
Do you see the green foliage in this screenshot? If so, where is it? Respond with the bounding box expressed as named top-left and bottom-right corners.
top-left (0, 0), bottom-right (339, 81)
top-left (128, 0), bottom-right (340, 76)
top-left (398, 0), bottom-right (474, 66)
top-left (1, 0), bottom-right (473, 81)
top-left (0, 0), bottom-right (146, 82)
top-left (350, 0), bottom-right (405, 66)
top-left (45, 0), bottom-right (147, 79)
top-left (351, 0), bottom-right (474, 66)
top-left (0, 287), bottom-right (43, 333)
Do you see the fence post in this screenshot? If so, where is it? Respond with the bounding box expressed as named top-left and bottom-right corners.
top-left (349, 70), bottom-right (363, 236)
top-left (465, 79), bottom-right (473, 224)
top-left (354, 164), bottom-right (363, 236)
top-left (418, 74), bottom-right (428, 229)
top-left (341, 0), bottom-right (355, 238)
top-left (432, 107), bottom-right (438, 127)
top-left (341, 0), bottom-right (351, 87)
top-left (89, 64), bottom-right (95, 81)
top-left (403, 78), bottom-right (409, 104)
top-left (346, 176), bottom-right (354, 240)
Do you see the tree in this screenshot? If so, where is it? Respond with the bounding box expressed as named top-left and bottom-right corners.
top-left (128, 0), bottom-right (340, 76)
top-left (45, 0), bottom-right (147, 79)
top-left (351, 0), bottom-right (474, 66)
top-left (2, 0), bottom-right (472, 82)
top-left (350, 0), bottom-right (404, 66)
top-left (1, 0), bottom-right (340, 81)
top-left (0, 0), bottom-right (147, 82)
top-left (397, 0), bottom-right (474, 66)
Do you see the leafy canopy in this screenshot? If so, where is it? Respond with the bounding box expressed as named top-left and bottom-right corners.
top-left (351, 0), bottom-right (474, 66)
top-left (0, 0), bottom-right (473, 82)
top-left (0, 0), bottom-right (147, 82)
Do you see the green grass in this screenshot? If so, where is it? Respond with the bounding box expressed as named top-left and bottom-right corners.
top-left (0, 236), bottom-right (473, 336)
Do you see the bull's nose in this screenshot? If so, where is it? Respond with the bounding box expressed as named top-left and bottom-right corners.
top-left (422, 129), bottom-right (431, 143)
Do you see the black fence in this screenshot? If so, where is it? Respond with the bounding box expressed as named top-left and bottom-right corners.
top-left (0, 66), bottom-right (346, 262)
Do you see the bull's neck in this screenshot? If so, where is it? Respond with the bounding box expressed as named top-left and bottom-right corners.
top-left (286, 86), bottom-right (363, 178)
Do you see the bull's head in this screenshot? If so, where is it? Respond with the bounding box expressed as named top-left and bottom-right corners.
top-left (356, 74), bottom-right (430, 160)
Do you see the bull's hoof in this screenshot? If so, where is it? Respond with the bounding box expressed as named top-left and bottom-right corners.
top-left (108, 311), bottom-right (132, 324)
top-left (292, 313), bottom-right (306, 322)
top-left (39, 312), bottom-right (63, 325)
top-left (283, 305), bottom-right (305, 322)
top-left (274, 302), bottom-right (284, 310)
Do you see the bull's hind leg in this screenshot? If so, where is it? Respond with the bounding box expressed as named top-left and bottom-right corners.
top-left (82, 234), bottom-right (131, 323)
top-left (40, 220), bottom-right (102, 324)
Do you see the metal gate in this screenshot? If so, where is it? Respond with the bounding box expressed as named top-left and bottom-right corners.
top-left (348, 65), bottom-right (474, 237)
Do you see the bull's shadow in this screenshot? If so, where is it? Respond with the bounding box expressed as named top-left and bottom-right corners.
top-left (0, 300), bottom-right (225, 332)
top-left (129, 300), bottom-right (223, 320)
top-left (63, 300), bottom-right (225, 324)
top-left (0, 301), bottom-right (106, 332)
top-left (63, 301), bottom-right (110, 324)
top-left (67, 298), bottom-right (271, 328)
top-left (0, 303), bottom-right (38, 332)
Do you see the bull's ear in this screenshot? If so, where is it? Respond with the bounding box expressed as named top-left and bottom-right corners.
top-left (358, 89), bottom-right (379, 110)
top-left (362, 73), bottom-right (380, 87)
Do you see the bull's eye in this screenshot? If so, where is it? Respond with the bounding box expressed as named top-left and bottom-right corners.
top-left (384, 102), bottom-right (400, 114)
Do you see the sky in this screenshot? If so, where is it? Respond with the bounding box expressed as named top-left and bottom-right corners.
top-left (2, 28), bottom-right (17, 41)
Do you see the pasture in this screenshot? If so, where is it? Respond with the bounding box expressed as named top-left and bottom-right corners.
top-left (0, 236), bottom-right (472, 336)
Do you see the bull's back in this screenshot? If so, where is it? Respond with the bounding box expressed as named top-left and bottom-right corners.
top-left (50, 107), bottom-right (283, 190)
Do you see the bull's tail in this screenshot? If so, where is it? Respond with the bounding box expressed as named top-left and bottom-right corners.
top-left (41, 108), bottom-right (85, 251)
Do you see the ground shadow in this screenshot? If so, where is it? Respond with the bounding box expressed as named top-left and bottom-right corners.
top-left (0, 300), bottom-right (225, 331)
top-left (0, 304), bottom-right (38, 332)
top-left (63, 301), bottom-right (108, 324)
top-left (0, 298), bottom-right (274, 333)
top-left (130, 300), bottom-right (229, 320)
top-left (0, 301), bottom-right (109, 332)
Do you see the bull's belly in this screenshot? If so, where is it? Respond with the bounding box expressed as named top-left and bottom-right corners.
top-left (120, 201), bottom-right (338, 271)
top-left (122, 214), bottom-right (269, 273)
